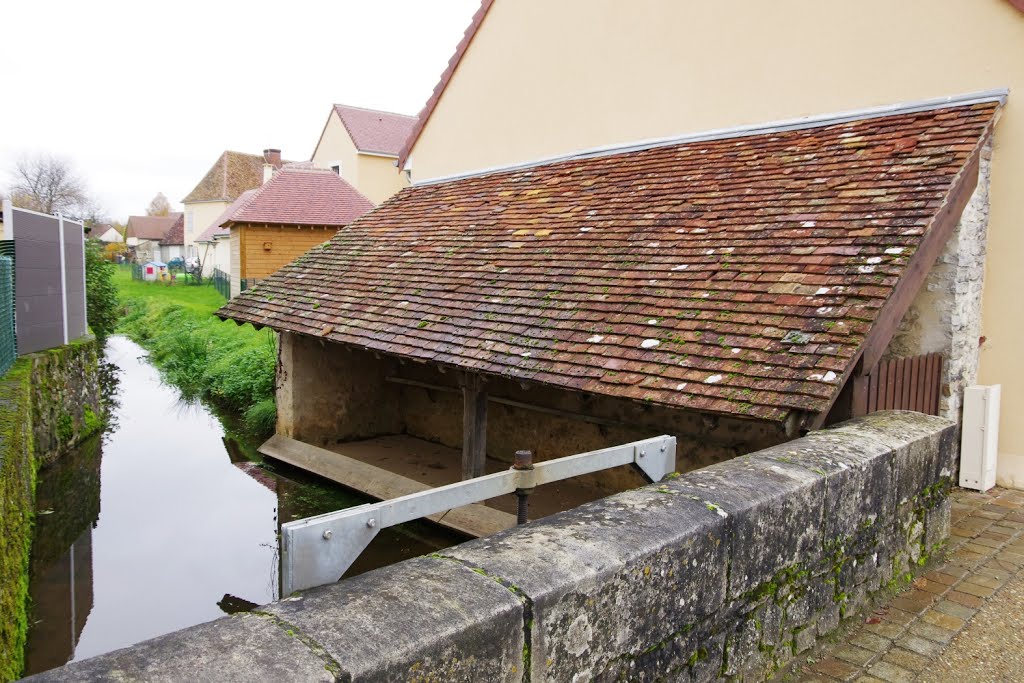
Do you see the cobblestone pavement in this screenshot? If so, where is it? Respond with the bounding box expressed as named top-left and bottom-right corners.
top-left (792, 486), bottom-right (1024, 683)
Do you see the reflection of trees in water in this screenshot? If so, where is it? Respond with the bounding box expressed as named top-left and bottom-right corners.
top-left (97, 355), bottom-right (122, 435)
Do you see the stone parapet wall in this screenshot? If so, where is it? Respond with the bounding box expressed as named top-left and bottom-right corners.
top-left (25, 411), bottom-right (955, 683)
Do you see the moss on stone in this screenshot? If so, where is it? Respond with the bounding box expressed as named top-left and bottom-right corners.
top-left (0, 359), bottom-right (36, 681)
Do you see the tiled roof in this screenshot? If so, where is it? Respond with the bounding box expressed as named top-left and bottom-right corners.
top-left (333, 105), bottom-right (416, 156)
top-left (219, 102), bottom-right (998, 423)
top-left (398, 0), bottom-right (494, 168)
top-left (182, 151), bottom-right (272, 204)
top-left (226, 166), bottom-right (374, 227)
top-left (125, 213), bottom-right (183, 241)
top-left (195, 190), bottom-right (257, 242)
top-left (159, 213), bottom-right (185, 246)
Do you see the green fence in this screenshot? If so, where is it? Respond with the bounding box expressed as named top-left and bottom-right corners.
top-left (0, 255), bottom-right (15, 376)
top-left (212, 268), bottom-right (230, 299)
top-left (131, 263), bottom-right (143, 281)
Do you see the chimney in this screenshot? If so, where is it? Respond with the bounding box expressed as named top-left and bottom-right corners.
top-left (263, 148), bottom-right (282, 184)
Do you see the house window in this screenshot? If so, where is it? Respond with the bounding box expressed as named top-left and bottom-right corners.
top-left (186, 211), bottom-right (194, 234)
top-left (329, 161), bottom-right (343, 176)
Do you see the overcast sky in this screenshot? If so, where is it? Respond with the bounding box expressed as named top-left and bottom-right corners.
top-left (0, 0), bottom-right (480, 222)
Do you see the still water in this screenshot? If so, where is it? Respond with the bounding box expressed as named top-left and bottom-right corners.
top-left (24, 335), bottom-right (457, 676)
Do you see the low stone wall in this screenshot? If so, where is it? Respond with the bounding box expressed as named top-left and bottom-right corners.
top-left (0, 336), bottom-right (103, 680)
top-left (24, 411), bottom-right (955, 683)
top-left (27, 337), bottom-right (103, 466)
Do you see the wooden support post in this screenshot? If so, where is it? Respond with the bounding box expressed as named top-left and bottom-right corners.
top-left (851, 374), bottom-right (869, 417)
top-left (462, 372), bottom-right (487, 480)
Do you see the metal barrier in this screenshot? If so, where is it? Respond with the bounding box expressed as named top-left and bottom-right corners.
top-left (0, 255), bottom-right (15, 376)
top-left (212, 268), bottom-right (230, 299)
top-left (280, 435), bottom-right (677, 594)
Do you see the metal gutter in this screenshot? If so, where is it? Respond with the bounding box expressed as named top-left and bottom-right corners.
top-left (413, 89), bottom-right (1009, 187)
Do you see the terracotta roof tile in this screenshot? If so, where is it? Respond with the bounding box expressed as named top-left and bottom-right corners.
top-left (219, 102), bottom-right (998, 423)
top-left (158, 213), bottom-right (185, 246)
top-left (334, 105), bottom-right (416, 157)
top-left (125, 213), bottom-right (183, 241)
top-left (182, 151), bottom-right (278, 204)
top-left (226, 166), bottom-right (374, 227)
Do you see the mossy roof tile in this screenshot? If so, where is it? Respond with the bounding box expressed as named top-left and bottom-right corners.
top-left (219, 102), bottom-right (998, 423)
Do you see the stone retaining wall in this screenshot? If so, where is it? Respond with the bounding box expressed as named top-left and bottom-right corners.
top-left (1, 336), bottom-right (103, 680)
top-left (25, 411), bottom-right (956, 683)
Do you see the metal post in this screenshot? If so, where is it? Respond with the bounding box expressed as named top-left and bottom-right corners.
top-left (57, 214), bottom-right (68, 345)
top-left (513, 449), bottom-right (534, 525)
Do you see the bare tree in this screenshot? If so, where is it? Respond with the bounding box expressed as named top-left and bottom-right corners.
top-left (7, 153), bottom-right (89, 216)
top-left (146, 192), bottom-right (172, 216)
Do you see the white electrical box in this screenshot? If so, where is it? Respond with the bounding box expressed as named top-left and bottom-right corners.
top-left (960, 384), bottom-right (1001, 492)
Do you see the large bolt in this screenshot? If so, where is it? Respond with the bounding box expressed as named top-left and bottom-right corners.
top-left (366, 518), bottom-right (377, 529)
top-left (322, 529), bottom-right (332, 540)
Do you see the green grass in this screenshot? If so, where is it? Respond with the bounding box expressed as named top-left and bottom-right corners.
top-left (114, 267), bottom-right (277, 435)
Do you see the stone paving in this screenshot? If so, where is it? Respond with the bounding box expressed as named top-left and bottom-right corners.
top-left (790, 486), bottom-right (1024, 683)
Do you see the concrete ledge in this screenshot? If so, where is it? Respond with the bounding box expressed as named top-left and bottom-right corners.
top-left (24, 411), bottom-right (956, 682)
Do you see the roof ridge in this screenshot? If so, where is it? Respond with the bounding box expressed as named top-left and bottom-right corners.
top-left (413, 89), bottom-right (1009, 187)
top-left (333, 103), bottom-right (416, 119)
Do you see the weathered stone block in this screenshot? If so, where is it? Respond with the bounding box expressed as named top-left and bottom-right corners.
top-left (443, 485), bottom-right (727, 682)
top-left (21, 613), bottom-right (335, 682)
top-left (924, 498), bottom-right (952, 551)
top-left (669, 453), bottom-right (823, 602)
top-left (263, 557), bottom-right (525, 683)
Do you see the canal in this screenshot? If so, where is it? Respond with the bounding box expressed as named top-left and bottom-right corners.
top-left (23, 335), bottom-right (458, 676)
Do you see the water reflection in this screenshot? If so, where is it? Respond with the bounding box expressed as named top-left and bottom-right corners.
top-left (23, 336), bottom-right (457, 676)
top-left (23, 436), bottom-right (101, 674)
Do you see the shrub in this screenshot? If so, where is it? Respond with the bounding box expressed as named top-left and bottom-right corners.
top-left (85, 240), bottom-right (118, 342)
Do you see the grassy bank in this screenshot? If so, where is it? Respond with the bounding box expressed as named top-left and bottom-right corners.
top-left (114, 267), bottom-right (277, 435)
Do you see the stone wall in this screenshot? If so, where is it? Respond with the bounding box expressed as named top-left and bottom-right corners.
top-left (25, 411), bottom-right (956, 683)
top-left (279, 332), bottom-right (789, 493)
top-left (889, 142), bottom-right (992, 422)
top-left (0, 336), bottom-right (104, 680)
top-left (28, 337), bottom-right (103, 465)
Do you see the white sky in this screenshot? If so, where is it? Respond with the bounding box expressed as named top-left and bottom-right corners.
top-left (0, 0), bottom-right (480, 222)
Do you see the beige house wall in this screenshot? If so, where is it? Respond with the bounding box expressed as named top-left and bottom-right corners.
top-left (354, 154), bottom-right (405, 205)
top-left (311, 111), bottom-right (406, 204)
top-left (408, 0), bottom-right (1024, 487)
top-left (184, 200), bottom-right (228, 255)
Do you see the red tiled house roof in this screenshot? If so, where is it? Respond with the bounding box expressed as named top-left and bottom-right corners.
top-left (331, 105), bottom-right (417, 157)
top-left (195, 190), bottom-right (257, 243)
top-left (183, 151), bottom-right (280, 204)
top-left (219, 101), bottom-right (999, 425)
top-left (159, 213), bottom-right (185, 246)
top-left (225, 166), bottom-right (374, 227)
top-left (125, 213), bottom-right (183, 241)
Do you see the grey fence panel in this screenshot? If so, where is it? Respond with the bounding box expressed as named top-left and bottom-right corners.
top-left (14, 211), bottom-right (64, 353)
top-left (63, 221), bottom-right (87, 340)
top-left (9, 207), bottom-right (87, 354)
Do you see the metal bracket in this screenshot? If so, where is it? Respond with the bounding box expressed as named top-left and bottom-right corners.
top-left (280, 435), bottom-right (677, 594)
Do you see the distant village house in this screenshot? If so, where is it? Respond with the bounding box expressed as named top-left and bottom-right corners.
top-left (310, 104), bottom-right (416, 204)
